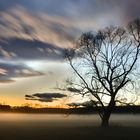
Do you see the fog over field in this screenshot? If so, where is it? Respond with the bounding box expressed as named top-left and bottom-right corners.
top-left (0, 113), bottom-right (139, 140)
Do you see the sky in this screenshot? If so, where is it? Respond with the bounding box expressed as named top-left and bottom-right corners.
top-left (0, 0), bottom-right (140, 107)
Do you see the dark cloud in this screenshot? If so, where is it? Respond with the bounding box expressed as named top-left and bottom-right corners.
top-left (67, 102), bottom-right (82, 107)
top-left (67, 100), bottom-right (96, 108)
top-left (25, 93), bottom-right (67, 102)
top-left (0, 62), bottom-right (44, 83)
top-left (0, 38), bottom-right (66, 60)
top-left (67, 87), bottom-right (81, 93)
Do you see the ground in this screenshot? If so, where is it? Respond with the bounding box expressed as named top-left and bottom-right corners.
top-left (0, 113), bottom-right (139, 140)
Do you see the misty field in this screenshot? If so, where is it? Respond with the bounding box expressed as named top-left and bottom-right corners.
top-left (0, 113), bottom-right (139, 140)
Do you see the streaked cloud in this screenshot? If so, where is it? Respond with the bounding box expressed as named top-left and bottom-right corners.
top-left (0, 7), bottom-right (79, 48)
top-left (0, 38), bottom-right (67, 61)
top-left (0, 46), bottom-right (16, 60)
top-left (0, 0), bottom-right (139, 50)
top-left (0, 62), bottom-right (44, 83)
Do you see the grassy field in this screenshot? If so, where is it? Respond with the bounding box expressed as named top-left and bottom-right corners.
top-left (0, 113), bottom-right (139, 140)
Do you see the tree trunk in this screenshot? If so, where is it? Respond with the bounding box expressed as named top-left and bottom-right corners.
top-left (101, 96), bottom-right (115, 127)
top-left (101, 112), bottom-right (111, 127)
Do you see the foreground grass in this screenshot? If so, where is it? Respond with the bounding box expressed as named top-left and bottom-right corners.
top-left (0, 122), bottom-right (139, 140)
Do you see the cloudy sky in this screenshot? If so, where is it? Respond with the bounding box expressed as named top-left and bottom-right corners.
top-left (0, 0), bottom-right (139, 107)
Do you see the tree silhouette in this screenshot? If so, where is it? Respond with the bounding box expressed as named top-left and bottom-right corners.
top-left (65, 19), bottom-right (140, 127)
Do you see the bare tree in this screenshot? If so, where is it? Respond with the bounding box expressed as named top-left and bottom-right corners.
top-left (65, 19), bottom-right (140, 127)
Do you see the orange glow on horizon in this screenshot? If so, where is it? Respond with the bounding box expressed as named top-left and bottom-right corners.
top-left (0, 97), bottom-right (68, 109)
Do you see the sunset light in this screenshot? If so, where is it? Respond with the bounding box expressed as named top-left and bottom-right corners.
top-left (0, 1), bottom-right (140, 139)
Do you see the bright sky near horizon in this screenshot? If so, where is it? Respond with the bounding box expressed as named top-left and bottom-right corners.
top-left (0, 0), bottom-right (140, 107)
